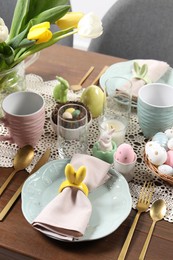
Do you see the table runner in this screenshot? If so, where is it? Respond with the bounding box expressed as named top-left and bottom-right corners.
top-left (0, 74), bottom-right (172, 222)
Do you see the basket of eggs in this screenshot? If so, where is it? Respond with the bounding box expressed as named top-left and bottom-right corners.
top-left (144, 129), bottom-right (173, 185)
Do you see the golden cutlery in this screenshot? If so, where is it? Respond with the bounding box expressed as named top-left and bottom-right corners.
top-left (91, 65), bottom-right (108, 86)
top-left (139, 199), bottom-right (166, 260)
top-left (118, 181), bottom-right (154, 260)
top-left (70, 66), bottom-right (95, 91)
top-left (0, 148), bottom-right (51, 221)
top-left (0, 145), bottom-right (34, 196)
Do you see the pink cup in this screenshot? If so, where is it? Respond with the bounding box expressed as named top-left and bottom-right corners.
top-left (0, 91), bottom-right (45, 147)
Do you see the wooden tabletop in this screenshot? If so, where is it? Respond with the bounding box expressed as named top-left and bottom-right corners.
top-left (0, 45), bottom-right (172, 260)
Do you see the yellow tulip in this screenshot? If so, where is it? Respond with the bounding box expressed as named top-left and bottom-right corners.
top-left (27, 22), bottom-right (52, 44)
top-left (56, 12), bottom-right (84, 30)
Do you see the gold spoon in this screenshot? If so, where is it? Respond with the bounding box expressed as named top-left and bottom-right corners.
top-left (70, 66), bottom-right (94, 91)
top-left (0, 145), bottom-right (34, 196)
top-left (139, 199), bottom-right (167, 260)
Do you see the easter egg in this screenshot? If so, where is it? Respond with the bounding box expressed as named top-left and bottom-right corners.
top-left (62, 111), bottom-right (73, 119)
top-left (165, 150), bottom-right (173, 167)
top-left (165, 128), bottom-right (173, 139)
top-left (145, 141), bottom-right (161, 155)
top-left (147, 145), bottom-right (167, 166)
top-left (80, 85), bottom-right (105, 118)
top-left (158, 164), bottom-right (173, 175)
top-left (65, 107), bottom-right (75, 114)
top-left (152, 132), bottom-right (168, 150)
top-left (115, 143), bottom-right (135, 164)
top-left (167, 138), bottom-right (173, 150)
top-left (72, 109), bottom-right (80, 118)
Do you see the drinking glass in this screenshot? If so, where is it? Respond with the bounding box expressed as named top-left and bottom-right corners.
top-left (99, 76), bottom-right (132, 146)
top-left (57, 103), bottom-right (88, 159)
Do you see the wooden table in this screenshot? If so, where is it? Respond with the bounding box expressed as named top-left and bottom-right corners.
top-left (0, 45), bottom-right (172, 260)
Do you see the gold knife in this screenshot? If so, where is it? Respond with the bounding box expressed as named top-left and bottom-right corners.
top-left (0, 148), bottom-right (51, 221)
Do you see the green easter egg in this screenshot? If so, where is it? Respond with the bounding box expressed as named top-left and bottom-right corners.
top-left (72, 109), bottom-right (80, 118)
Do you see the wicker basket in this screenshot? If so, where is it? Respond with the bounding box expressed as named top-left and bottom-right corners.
top-left (144, 152), bottom-right (173, 185)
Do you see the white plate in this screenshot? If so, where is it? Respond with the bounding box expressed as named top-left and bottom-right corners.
top-left (100, 60), bottom-right (173, 107)
top-left (21, 159), bottom-right (132, 242)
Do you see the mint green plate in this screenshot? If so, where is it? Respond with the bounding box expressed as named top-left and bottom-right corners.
top-left (100, 60), bottom-right (173, 107)
top-left (21, 159), bottom-right (132, 242)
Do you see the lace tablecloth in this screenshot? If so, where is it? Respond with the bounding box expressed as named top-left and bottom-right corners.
top-left (0, 74), bottom-right (173, 222)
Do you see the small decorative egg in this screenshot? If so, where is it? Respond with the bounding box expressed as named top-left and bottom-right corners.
top-left (152, 132), bottom-right (168, 150)
top-left (147, 145), bottom-right (167, 166)
top-left (145, 141), bottom-right (161, 155)
top-left (165, 150), bottom-right (173, 167)
top-left (158, 164), bottom-right (173, 175)
top-left (62, 111), bottom-right (73, 119)
top-left (167, 138), bottom-right (173, 150)
top-left (115, 143), bottom-right (135, 164)
top-left (165, 128), bottom-right (173, 139)
top-left (65, 107), bottom-right (75, 114)
top-left (72, 109), bottom-right (80, 118)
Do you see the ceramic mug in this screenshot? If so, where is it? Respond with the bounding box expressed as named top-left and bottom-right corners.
top-left (137, 83), bottom-right (173, 138)
top-left (0, 91), bottom-right (45, 147)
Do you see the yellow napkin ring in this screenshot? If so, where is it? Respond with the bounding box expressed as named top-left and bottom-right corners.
top-left (59, 163), bottom-right (89, 196)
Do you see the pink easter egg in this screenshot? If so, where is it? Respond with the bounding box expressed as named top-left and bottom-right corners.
top-left (165, 150), bottom-right (173, 167)
top-left (115, 143), bottom-right (135, 164)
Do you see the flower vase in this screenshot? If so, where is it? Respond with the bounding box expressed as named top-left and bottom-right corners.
top-left (0, 53), bottom-right (39, 117)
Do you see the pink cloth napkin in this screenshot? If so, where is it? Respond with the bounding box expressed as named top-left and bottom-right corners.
top-left (131, 59), bottom-right (170, 100)
top-left (32, 154), bottom-right (111, 241)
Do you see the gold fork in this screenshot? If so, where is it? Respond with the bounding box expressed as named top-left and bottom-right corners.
top-left (118, 181), bottom-right (154, 260)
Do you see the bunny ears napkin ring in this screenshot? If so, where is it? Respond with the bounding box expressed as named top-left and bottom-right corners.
top-left (59, 164), bottom-right (89, 196)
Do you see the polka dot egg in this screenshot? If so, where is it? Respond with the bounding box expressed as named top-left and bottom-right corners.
top-left (145, 141), bottom-right (161, 155)
top-left (165, 128), bottom-right (173, 139)
top-left (147, 145), bottom-right (167, 166)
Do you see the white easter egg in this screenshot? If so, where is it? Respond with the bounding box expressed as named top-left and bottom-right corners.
top-left (165, 128), bottom-right (173, 139)
top-left (62, 111), bottom-right (73, 119)
top-left (147, 146), bottom-right (167, 166)
top-left (145, 141), bottom-right (161, 156)
top-left (167, 138), bottom-right (173, 150)
top-left (158, 164), bottom-right (173, 175)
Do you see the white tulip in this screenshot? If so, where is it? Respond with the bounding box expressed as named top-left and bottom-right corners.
top-left (0, 18), bottom-right (9, 43)
top-left (77, 12), bottom-right (103, 38)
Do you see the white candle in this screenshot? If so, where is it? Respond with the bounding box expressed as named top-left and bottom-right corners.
top-left (100, 119), bottom-right (127, 146)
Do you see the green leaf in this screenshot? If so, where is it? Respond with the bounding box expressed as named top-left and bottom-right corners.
top-left (25, 0), bottom-right (69, 23)
top-left (12, 27), bottom-right (74, 66)
top-left (0, 43), bottom-right (14, 66)
top-left (17, 38), bottom-right (36, 48)
top-left (33, 6), bottom-right (70, 24)
top-left (8, 5), bottom-right (70, 50)
top-left (9, 0), bottom-right (29, 40)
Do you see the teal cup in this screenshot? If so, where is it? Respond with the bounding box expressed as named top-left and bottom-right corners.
top-left (137, 83), bottom-right (173, 138)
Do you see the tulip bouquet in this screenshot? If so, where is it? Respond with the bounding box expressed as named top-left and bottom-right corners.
top-left (0, 0), bottom-right (103, 71)
top-left (0, 0), bottom-right (103, 109)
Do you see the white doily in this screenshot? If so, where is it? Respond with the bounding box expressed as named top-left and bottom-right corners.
top-left (0, 74), bottom-right (173, 222)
